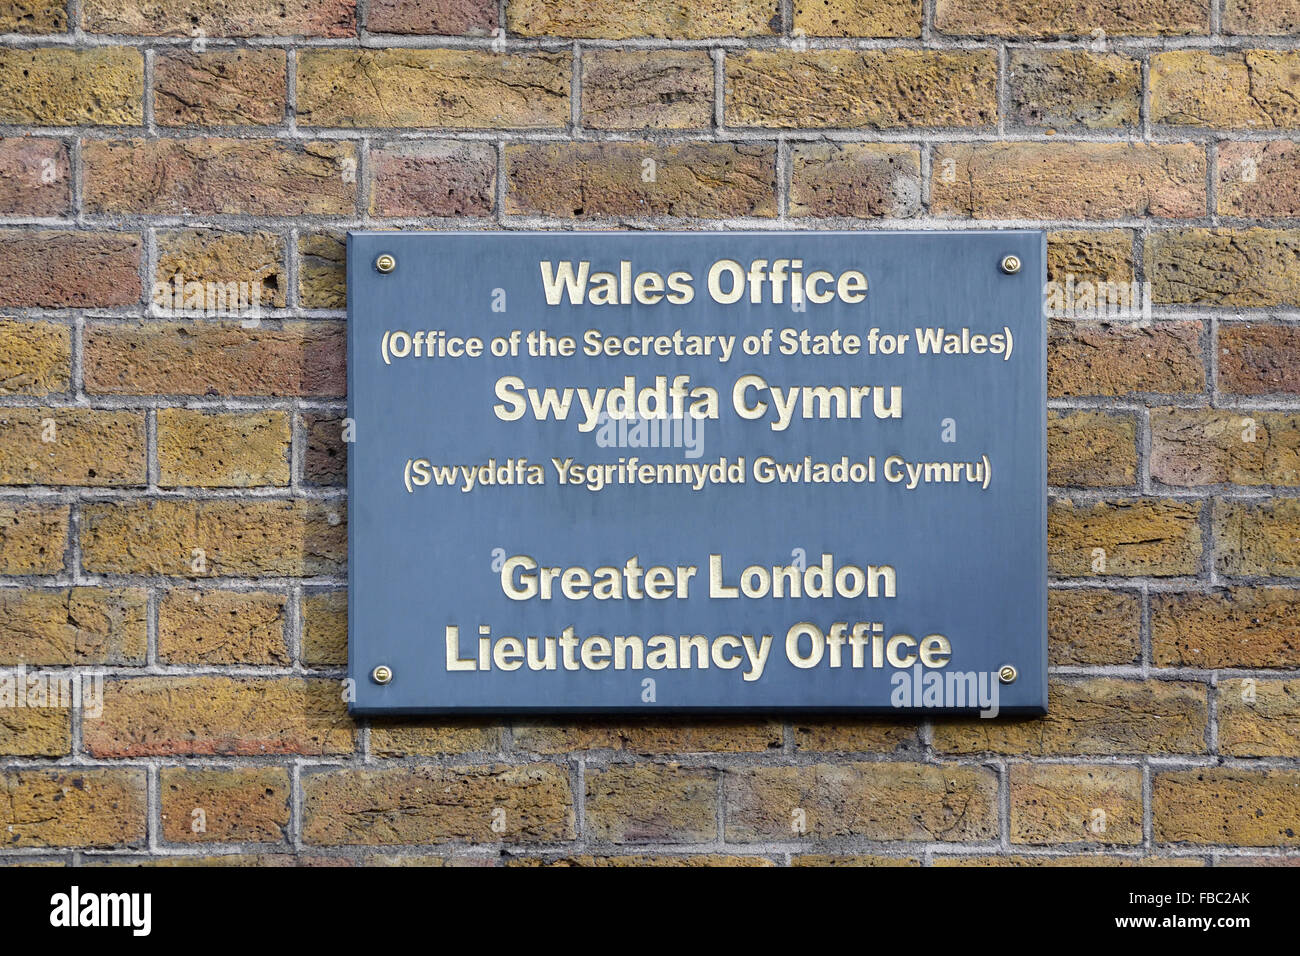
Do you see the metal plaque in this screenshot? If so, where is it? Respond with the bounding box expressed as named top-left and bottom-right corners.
top-left (347, 231), bottom-right (1047, 715)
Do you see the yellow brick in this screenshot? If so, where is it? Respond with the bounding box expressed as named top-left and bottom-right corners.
top-left (0, 504), bottom-right (67, 574)
top-left (0, 408), bottom-right (145, 486)
top-left (302, 590), bottom-right (347, 667)
top-left (587, 764), bottom-right (717, 843)
top-left (0, 587), bottom-right (147, 665)
top-left (0, 48), bottom-right (142, 125)
top-left (1049, 499), bottom-right (1203, 576)
top-left (932, 679), bottom-right (1207, 755)
top-left (160, 767), bottom-right (291, 843)
top-left (0, 320), bottom-right (70, 396)
top-left (725, 762), bottom-right (998, 841)
top-left (1219, 679), bottom-right (1300, 757)
top-left (0, 770), bottom-right (146, 848)
top-left (302, 765), bottom-right (574, 844)
top-left (84, 677), bottom-right (355, 757)
top-left (726, 50), bottom-right (997, 128)
top-left (512, 719), bottom-right (781, 754)
top-left (931, 142), bottom-right (1205, 219)
top-left (158, 589), bottom-right (288, 665)
top-left (79, 499), bottom-right (344, 577)
top-left (508, 0), bottom-right (778, 37)
top-left (297, 50), bottom-right (570, 128)
top-left (1154, 769), bottom-right (1300, 845)
top-left (1010, 765), bottom-right (1143, 845)
top-left (157, 409), bottom-right (291, 487)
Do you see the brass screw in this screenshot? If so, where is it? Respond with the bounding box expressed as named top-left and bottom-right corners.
top-left (375, 253), bottom-right (397, 274)
top-left (998, 664), bottom-right (1018, 684)
top-left (1000, 254), bottom-right (1021, 275)
top-left (371, 665), bottom-right (393, 685)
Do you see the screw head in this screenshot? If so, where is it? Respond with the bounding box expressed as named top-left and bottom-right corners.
top-left (1000, 254), bottom-right (1022, 275)
top-left (998, 664), bottom-right (1018, 684)
top-left (371, 665), bottom-right (393, 685)
top-left (375, 253), bottom-right (397, 274)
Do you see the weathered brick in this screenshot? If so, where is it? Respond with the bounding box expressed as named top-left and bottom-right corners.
top-left (932, 143), bottom-right (1205, 219)
top-left (370, 720), bottom-right (503, 755)
top-left (1010, 765), bottom-right (1143, 845)
top-left (298, 50), bottom-right (570, 128)
top-left (157, 409), bottom-right (291, 488)
top-left (1219, 679), bottom-right (1300, 757)
top-left (370, 142), bottom-right (495, 217)
top-left (518, 853), bottom-right (777, 867)
top-left (302, 413), bottom-right (346, 486)
top-left (83, 139), bottom-right (356, 215)
top-left (87, 853), bottom-right (351, 867)
top-left (1049, 589), bottom-right (1141, 666)
top-left (0, 504), bottom-right (67, 575)
top-left (1049, 499), bottom-right (1202, 576)
top-left (0, 409), bottom-right (145, 487)
top-left (369, 0), bottom-right (497, 34)
top-left (1047, 230), bottom-right (1135, 286)
top-left (1224, 0), bottom-right (1300, 33)
top-left (1153, 588), bottom-right (1300, 668)
top-left (792, 720), bottom-right (918, 752)
top-left (582, 51), bottom-right (714, 130)
top-left (0, 321), bottom-right (69, 396)
top-left (80, 499), bottom-right (345, 578)
top-left (508, 0), bottom-right (778, 37)
top-left (302, 765), bottom-right (574, 844)
top-left (298, 233), bottom-right (346, 309)
top-left (725, 763), bottom-right (998, 842)
top-left (935, 0), bottom-right (1208, 36)
top-left (158, 590), bottom-right (288, 665)
top-left (513, 719), bottom-right (781, 754)
top-left (1152, 408), bottom-right (1300, 487)
top-left (84, 321), bottom-right (345, 398)
top-left (792, 0), bottom-right (921, 36)
top-left (1214, 498), bottom-right (1300, 578)
top-left (934, 854), bottom-right (1195, 866)
top-left (1007, 51), bottom-right (1140, 130)
top-left (1154, 769), bottom-right (1300, 845)
top-left (1049, 321), bottom-right (1204, 397)
top-left (726, 50), bottom-right (997, 128)
top-left (161, 767), bottom-right (290, 844)
top-left (0, 770), bottom-right (146, 848)
top-left (1218, 142), bottom-right (1300, 218)
top-left (83, 0), bottom-right (356, 36)
top-left (788, 143), bottom-right (921, 219)
top-left (1219, 323), bottom-right (1300, 395)
top-left (0, 231), bottom-right (141, 308)
top-left (0, 48), bottom-right (141, 125)
top-left (85, 677), bottom-right (355, 757)
top-left (155, 230), bottom-right (285, 312)
top-left (155, 50), bottom-right (286, 127)
top-left (1151, 51), bottom-right (1300, 129)
top-left (506, 142), bottom-right (776, 218)
top-left (1048, 411), bottom-right (1137, 487)
top-left (0, 139), bottom-right (69, 215)
top-left (0, 0), bottom-right (67, 32)
top-left (0, 706), bottom-right (69, 757)
top-left (791, 854), bottom-right (920, 866)
top-left (0, 587), bottom-right (147, 666)
top-left (301, 590), bottom-right (347, 667)
top-left (1149, 229), bottom-right (1300, 307)
top-left (932, 679), bottom-right (1208, 755)
top-left (587, 764), bottom-right (717, 843)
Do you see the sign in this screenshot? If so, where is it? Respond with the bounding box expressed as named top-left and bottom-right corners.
top-left (346, 231), bottom-right (1047, 715)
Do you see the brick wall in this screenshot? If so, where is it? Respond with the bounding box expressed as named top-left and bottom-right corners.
top-left (1, 0), bottom-right (1298, 866)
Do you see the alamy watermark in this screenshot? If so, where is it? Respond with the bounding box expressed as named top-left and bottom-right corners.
top-left (0, 665), bottom-right (104, 719)
top-left (1044, 274), bottom-right (1152, 320)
